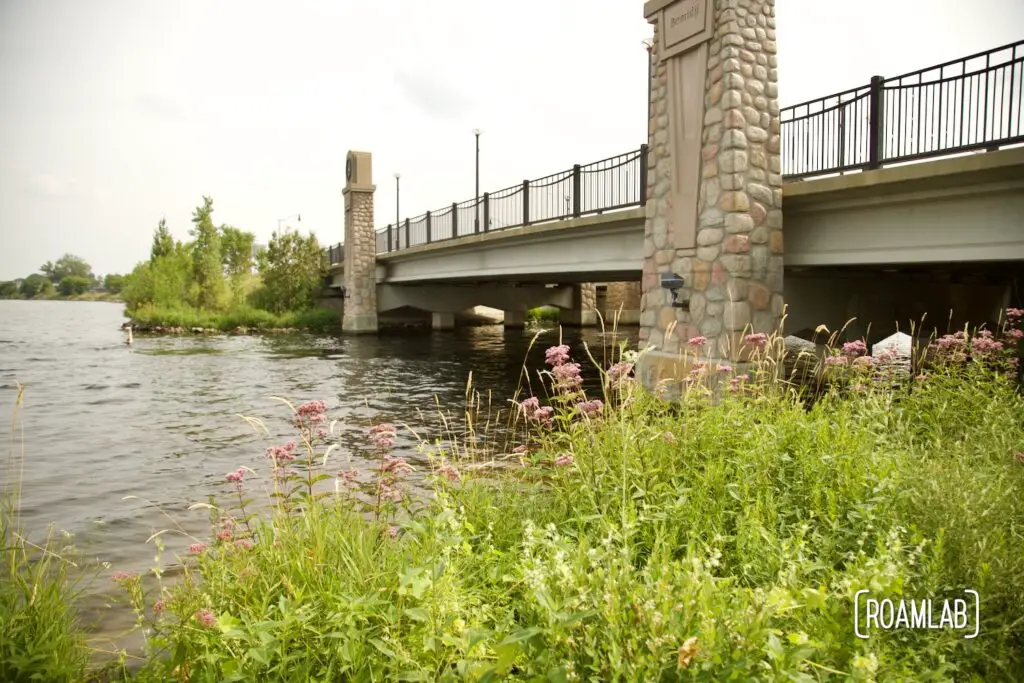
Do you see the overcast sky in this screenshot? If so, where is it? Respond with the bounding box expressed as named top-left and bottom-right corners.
top-left (0, 0), bottom-right (1021, 279)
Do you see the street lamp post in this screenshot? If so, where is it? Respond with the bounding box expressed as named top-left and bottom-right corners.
top-left (473, 128), bottom-right (481, 232)
top-left (394, 173), bottom-right (401, 229)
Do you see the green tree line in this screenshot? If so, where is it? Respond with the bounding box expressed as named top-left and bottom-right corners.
top-left (0, 253), bottom-right (126, 300)
top-left (2, 197), bottom-right (328, 324)
top-left (121, 196), bottom-right (327, 319)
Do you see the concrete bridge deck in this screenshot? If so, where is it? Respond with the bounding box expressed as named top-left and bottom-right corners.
top-left (328, 146), bottom-right (1024, 289)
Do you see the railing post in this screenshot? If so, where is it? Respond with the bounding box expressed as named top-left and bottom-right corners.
top-left (405, 218), bottom-right (410, 247)
top-left (639, 144), bottom-right (649, 205)
top-left (452, 203), bottom-right (458, 236)
top-left (571, 164), bottom-right (582, 217)
top-left (387, 224), bottom-right (393, 252)
top-left (483, 192), bottom-right (490, 232)
top-left (868, 75), bottom-right (885, 169)
top-left (522, 180), bottom-right (530, 226)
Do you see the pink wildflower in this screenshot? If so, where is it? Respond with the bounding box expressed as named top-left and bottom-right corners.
top-left (111, 571), bottom-right (135, 583)
top-left (194, 608), bottom-right (216, 628)
top-left (534, 406), bottom-right (554, 426)
top-left (824, 355), bottom-right (847, 367)
top-left (554, 454), bottom-right (574, 467)
top-left (552, 362), bottom-right (583, 391)
top-left (235, 539), bottom-right (253, 550)
top-left (188, 542), bottom-right (208, 554)
top-left (1006, 328), bottom-right (1024, 341)
top-left (744, 332), bottom-right (769, 349)
top-left (370, 423), bottom-right (397, 450)
top-left (1006, 308), bottom-right (1023, 325)
top-left (215, 528), bottom-right (232, 542)
top-left (971, 335), bottom-right (1004, 357)
top-left (225, 467), bottom-right (246, 487)
top-left (718, 364), bottom-right (732, 373)
top-left (841, 339), bottom-right (867, 358)
top-left (154, 599), bottom-right (166, 615)
top-left (439, 463), bottom-right (460, 482)
top-left (512, 444), bottom-right (528, 454)
top-left (337, 468), bottom-right (359, 486)
top-left (295, 400), bottom-right (327, 424)
top-left (687, 335), bottom-right (708, 347)
top-left (377, 481), bottom-right (402, 503)
top-left (852, 355), bottom-right (877, 367)
top-left (381, 455), bottom-right (413, 475)
top-left (606, 361), bottom-right (634, 383)
top-left (384, 526), bottom-right (400, 539)
top-left (577, 399), bottom-right (603, 416)
top-left (545, 344), bottom-right (571, 367)
top-left (520, 396), bottom-right (540, 419)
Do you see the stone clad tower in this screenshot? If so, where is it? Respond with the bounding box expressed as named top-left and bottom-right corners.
top-left (639, 0), bottom-right (783, 390)
top-left (342, 150), bottom-right (379, 333)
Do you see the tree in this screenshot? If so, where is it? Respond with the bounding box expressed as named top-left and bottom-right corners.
top-left (103, 273), bottom-right (126, 294)
top-left (122, 242), bottom-right (192, 313)
top-left (40, 254), bottom-right (93, 283)
top-left (254, 228), bottom-right (325, 313)
top-left (58, 275), bottom-right (92, 296)
top-left (19, 273), bottom-right (53, 298)
top-left (0, 281), bottom-right (18, 298)
top-left (188, 196), bottom-right (226, 310)
top-left (151, 218), bottom-right (175, 262)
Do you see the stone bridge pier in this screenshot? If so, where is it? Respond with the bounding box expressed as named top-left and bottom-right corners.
top-left (638, 0), bottom-right (783, 393)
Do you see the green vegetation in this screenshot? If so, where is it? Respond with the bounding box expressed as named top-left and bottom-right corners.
top-left (1, 253), bottom-right (124, 302)
top-left (526, 306), bottom-right (560, 324)
top-left (120, 197), bottom-right (333, 333)
top-left (6, 316), bottom-right (1023, 680)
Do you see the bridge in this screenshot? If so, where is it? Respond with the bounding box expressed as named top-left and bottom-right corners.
top-left (324, 32), bottom-right (1023, 347)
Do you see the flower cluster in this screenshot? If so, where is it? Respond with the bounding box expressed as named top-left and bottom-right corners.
top-left (606, 361), bottom-right (634, 384)
top-left (545, 344), bottom-right (571, 367)
top-left (744, 332), bottom-right (768, 349)
top-left (265, 441), bottom-right (298, 465)
top-left (687, 335), bottom-right (708, 347)
top-left (370, 423), bottom-right (397, 451)
top-left (520, 396), bottom-right (554, 426)
top-left (842, 339), bottom-right (867, 358)
top-left (576, 399), bottom-right (603, 416)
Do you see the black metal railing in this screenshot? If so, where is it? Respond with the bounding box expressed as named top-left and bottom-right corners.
top-left (371, 146), bottom-right (647, 256)
top-left (324, 242), bottom-right (344, 267)
top-left (321, 38), bottom-right (1022, 264)
top-left (782, 38), bottom-right (1023, 179)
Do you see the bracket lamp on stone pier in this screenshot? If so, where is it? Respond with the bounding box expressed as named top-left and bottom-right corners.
top-left (660, 273), bottom-right (689, 310)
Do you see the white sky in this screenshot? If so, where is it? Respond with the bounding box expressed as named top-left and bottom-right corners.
top-left (0, 0), bottom-right (1021, 279)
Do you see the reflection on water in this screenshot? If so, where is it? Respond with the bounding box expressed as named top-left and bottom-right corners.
top-left (0, 300), bottom-right (637, 647)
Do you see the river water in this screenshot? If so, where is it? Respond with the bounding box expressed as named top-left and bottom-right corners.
top-left (0, 300), bottom-right (636, 652)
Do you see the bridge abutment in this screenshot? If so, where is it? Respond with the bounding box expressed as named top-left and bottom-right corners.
top-left (341, 151), bottom-right (379, 334)
top-left (503, 310), bottom-right (526, 329)
top-left (602, 282), bottom-right (642, 325)
top-left (638, 0), bottom-right (783, 394)
top-left (560, 283), bottom-right (598, 327)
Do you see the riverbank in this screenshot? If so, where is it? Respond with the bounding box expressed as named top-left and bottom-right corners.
top-left (124, 304), bottom-right (340, 334)
top-left (1, 291), bottom-right (122, 303)
top-left (4, 318), bottom-right (1024, 681)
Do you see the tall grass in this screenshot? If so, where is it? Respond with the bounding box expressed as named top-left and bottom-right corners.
top-left (1, 383), bottom-right (92, 682)
top-left (99, 314), bottom-right (1024, 681)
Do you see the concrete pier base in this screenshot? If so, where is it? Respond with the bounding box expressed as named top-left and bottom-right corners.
top-left (504, 310), bottom-right (526, 329)
top-left (432, 312), bottom-right (455, 330)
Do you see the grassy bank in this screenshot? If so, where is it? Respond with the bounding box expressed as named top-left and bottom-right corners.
top-left (1, 291), bottom-right (123, 303)
top-left (125, 304), bottom-right (340, 333)
top-left (4, 316), bottom-right (1024, 680)
top-left (526, 306), bottom-right (559, 324)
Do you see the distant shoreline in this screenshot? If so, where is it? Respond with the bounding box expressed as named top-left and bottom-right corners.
top-left (0, 293), bottom-right (123, 303)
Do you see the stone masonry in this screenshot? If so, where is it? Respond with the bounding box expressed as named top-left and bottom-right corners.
top-left (561, 283), bottom-right (598, 327)
top-left (603, 282), bottom-right (642, 323)
top-left (639, 0), bottom-right (783, 386)
top-left (342, 151), bottom-right (379, 333)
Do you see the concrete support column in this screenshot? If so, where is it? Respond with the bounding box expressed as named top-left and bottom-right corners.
top-left (503, 310), bottom-right (526, 329)
top-left (604, 282), bottom-right (642, 324)
top-left (431, 312), bottom-right (455, 330)
top-left (560, 283), bottom-right (597, 327)
top-left (638, 0), bottom-right (783, 391)
top-left (341, 150), bottom-right (379, 334)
